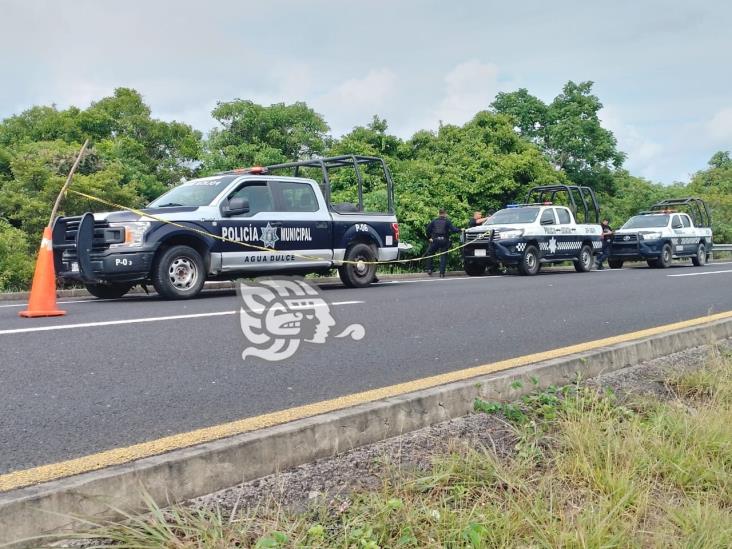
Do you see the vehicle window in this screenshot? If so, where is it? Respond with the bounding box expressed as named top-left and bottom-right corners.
top-left (540, 209), bottom-right (556, 225)
top-left (274, 181), bottom-right (319, 212)
top-left (671, 215), bottom-right (683, 228)
top-left (681, 215), bottom-right (691, 228)
top-left (556, 208), bottom-right (571, 224)
top-left (148, 176), bottom-right (234, 208)
top-left (229, 182), bottom-right (274, 215)
top-left (621, 214), bottom-right (669, 229)
top-left (485, 207), bottom-right (539, 225)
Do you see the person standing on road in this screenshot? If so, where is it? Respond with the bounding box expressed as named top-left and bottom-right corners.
top-left (468, 210), bottom-right (489, 228)
top-left (595, 218), bottom-right (614, 270)
top-left (424, 208), bottom-right (461, 277)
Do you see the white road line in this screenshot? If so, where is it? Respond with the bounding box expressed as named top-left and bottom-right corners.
top-left (667, 269), bottom-right (732, 278)
top-left (0, 299), bottom-right (101, 309)
top-left (0, 301), bottom-right (363, 336)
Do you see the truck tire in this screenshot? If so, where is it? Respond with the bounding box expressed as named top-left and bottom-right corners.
top-left (573, 244), bottom-right (593, 272)
top-left (608, 259), bottom-right (624, 269)
top-left (464, 261), bottom-right (486, 276)
top-left (339, 243), bottom-right (377, 288)
top-left (518, 245), bottom-right (540, 276)
top-left (657, 243), bottom-right (672, 268)
top-left (85, 282), bottom-right (133, 299)
top-left (152, 245), bottom-right (206, 299)
top-left (691, 243), bottom-right (706, 266)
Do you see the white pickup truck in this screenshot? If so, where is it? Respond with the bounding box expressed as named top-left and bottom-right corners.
top-left (462, 185), bottom-right (603, 276)
top-left (608, 198), bottom-right (713, 269)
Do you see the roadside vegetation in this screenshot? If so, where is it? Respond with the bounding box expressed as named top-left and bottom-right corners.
top-left (67, 348), bottom-right (732, 548)
top-left (1, 84), bottom-right (730, 291)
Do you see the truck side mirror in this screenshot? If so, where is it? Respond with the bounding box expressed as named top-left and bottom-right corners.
top-left (223, 197), bottom-right (249, 217)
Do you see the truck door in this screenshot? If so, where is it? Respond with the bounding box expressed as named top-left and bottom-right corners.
top-left (218, 180), bottom-right (284, 272)
top-left (539, 208), bottom-right (560, 257)
top-left (670, 214), bottom-right (685, 255)
top-left (269, 180), bottom-right (333, 268)
top-left (554, 207), bottom-right (577, 258)
top-left (679, 214), bottom-right (696, 255)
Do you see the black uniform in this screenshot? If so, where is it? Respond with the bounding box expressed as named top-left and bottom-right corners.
top-left (596, 222), bottom-right (614, 269)
top-left (424, 216), bottom-right (461, 275)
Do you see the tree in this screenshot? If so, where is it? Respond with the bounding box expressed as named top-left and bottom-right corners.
top-left (492, 81), bottom-right (625, 193)
top-left (0, 88), bottom-right (204, 291)
top-left (0, 219), bottom-right (35, 291)
top-left (202, 100), bottom-right (330, 172)
top-left (490, 88), bottom-right (548, 143)
top-left (687, 150), bottom-right (732, 242)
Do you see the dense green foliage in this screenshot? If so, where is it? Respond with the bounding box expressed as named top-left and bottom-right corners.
top-left (0, 83), bottom-right (729, 290)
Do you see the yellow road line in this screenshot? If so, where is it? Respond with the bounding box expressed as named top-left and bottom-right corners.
top-left (2, 309), bottom-right (731, 493)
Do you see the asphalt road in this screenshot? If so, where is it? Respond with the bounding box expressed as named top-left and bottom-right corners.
top-left (1, 261), bottom-right (732, 475)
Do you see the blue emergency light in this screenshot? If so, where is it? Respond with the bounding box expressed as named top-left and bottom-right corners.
top-left (506, 202), bottom-right (552, 208)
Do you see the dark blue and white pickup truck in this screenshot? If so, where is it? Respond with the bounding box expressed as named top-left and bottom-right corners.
top-left (52, 156), bottom-right (400, 299)
top-left (608, 197), bottom-right (713, 269)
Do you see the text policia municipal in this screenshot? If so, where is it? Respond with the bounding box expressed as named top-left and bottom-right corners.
top-left (221, 225), bottom-right (313, 243)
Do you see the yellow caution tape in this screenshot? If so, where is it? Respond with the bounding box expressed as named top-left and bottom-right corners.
top-left (67, 189), bottom-right (492, 266)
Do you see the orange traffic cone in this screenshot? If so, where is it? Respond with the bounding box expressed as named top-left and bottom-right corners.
top-left (19, 227), bottom-right (66, 318)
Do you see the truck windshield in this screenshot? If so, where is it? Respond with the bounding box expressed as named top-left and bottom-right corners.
top-left (485, 207), bottom-right (540, 225)
top-left (148, 176), bottom-right (233, 208)
top-left (622, 214), bottom-right (669, 229)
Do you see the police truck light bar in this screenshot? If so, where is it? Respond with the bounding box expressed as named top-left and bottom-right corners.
top-left (506, 202), bottom-right (553, 208)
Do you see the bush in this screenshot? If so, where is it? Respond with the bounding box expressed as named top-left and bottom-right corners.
top-left (0, 220), bottom-right (35, 291)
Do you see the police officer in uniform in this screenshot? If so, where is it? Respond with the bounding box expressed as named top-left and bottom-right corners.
top-left (468, 211), bottom-right (489, 228)
top-left (424, 208), bottom-right (461, 277)
top-left (595, 218), bottom-right (614, 270)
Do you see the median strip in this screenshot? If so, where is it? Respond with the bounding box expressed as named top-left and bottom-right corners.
top-left (1, 311), bottom-right (731, 546)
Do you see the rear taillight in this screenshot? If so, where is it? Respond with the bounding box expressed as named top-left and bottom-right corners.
top-left (391, 222), bottom-right (400, 241)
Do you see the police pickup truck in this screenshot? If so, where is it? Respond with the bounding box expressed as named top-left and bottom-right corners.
top-left (52, 155), bottom-right (399, 299)
top-left (608, 197), bottom-right (712, 269)
top-left (462, 185), bottom-right (603, 276)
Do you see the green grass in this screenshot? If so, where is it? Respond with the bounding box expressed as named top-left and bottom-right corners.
top-left (64, 350), bottom-right (732, 548)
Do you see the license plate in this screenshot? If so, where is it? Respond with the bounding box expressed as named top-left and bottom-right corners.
top-left (71, 262), bottom-right (79, 272)
top-left (474, 249), bottom-right (486, 257)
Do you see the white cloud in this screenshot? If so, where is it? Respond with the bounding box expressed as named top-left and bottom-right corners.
top-left (317, 69), bottom-right (397, 113)
top-left (600, 106), bottom-right (664, 179)
top-left (432, 60), bottom-right (502, 127)
top-left (706, 107), bottom-right (732, 144)
top-left (312, 68), bottom-right (398, 134)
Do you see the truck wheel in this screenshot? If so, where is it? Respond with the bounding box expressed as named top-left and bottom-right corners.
top-left (518, 245), bottom-right (540, 276)
top-left (152, 245), bottom-right (206, 299)
top-left (608, 259), bottom-right (624, 269)
top-left (339, 243), bottom-right (377, 288)
top-left (573, 245), bottom-right (594, 272)
top-left (85, 282), bottom-right (133, 299)
top-left (464, 262), bottom-right (486, 276)
top-left (657, 243), bottom-right (672, 268)
top-left (691, 243), bottom-right (706, 266)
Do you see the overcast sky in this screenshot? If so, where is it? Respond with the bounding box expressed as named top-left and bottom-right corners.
top-left (2, 0), bottom-right (730, 183)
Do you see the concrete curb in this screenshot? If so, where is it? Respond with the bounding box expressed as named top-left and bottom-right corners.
top-left (0, 271), bottom-right (465, 302)
top-left (2, 317), bottom-right (732, 546)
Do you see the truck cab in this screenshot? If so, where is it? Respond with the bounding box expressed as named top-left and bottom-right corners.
top-left (462, 185), bottom-right (603, 276)
top-left (609, 198), bottom-right (713, 269)
top-left (52, 156), bottom-right (400, 299)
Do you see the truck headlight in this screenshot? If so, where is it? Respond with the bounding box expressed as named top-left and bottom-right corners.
top-left (641, 232), bottom-right (662, 240)
top-left (500, 229), bottom-right (524, 240)
top-left (109, 221), bottom-right (150, 248)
